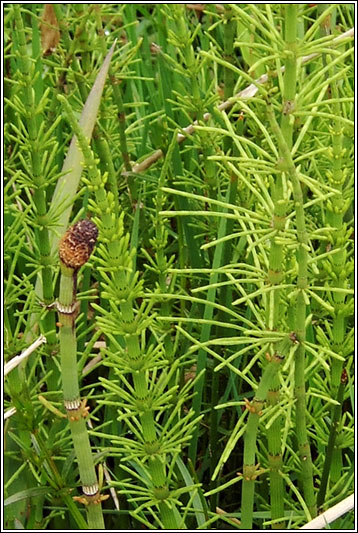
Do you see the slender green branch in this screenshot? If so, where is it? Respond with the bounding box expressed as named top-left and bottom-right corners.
top-left (92, 5), bottom-right (135, 199)
top-left (130, 28), bottom-right (354, 175)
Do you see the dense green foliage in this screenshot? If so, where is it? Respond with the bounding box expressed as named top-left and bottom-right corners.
top-left (4, 4), bottom-right (354, 530)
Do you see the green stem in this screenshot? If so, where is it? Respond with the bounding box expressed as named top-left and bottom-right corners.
top-left (108, 71), bottom-right (134, 190)
top-left (223, 5), bottom-right (236, 155)
top-left (266, 180), bottom-right (286, 526)
top-left (267, 104), bottom-right (317, 519)
top-left (58, 95), bottom-right (182, 528)
top-left (92, 128), bottom-right (120, 213)
top-left (58, 260), bottom-right (104, 529)
top-left (210, 179), bottom-right (238, 511)
top-left (241, 336), bottom-right (291, 529)
top-left (266, 7), bottom-right (298, 526)
top-left (13, 4), bottom-right (58, 378)
top-left (93, 6), bottom-right (133, 194)
top-left (188, 185), bottom-right (234, 464)
top-left (52, 4), bottom-right (89, 103)
top-left (267, 378), bottom-right (284, 528)
top-left (320, 16), bottom-right (351, 486)
top-left (280, 4), bottom-right (298, 148)
top-left (317, 368), bottom-right (347, 508)
top-left (172, 5), bottom-right (202, 118)
top-left (154, 132), bottom-right (178, 365)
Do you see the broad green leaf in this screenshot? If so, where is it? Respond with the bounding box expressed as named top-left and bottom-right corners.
top-left (51, 40), bottom-right (117, 252)
top-left (5, 486), bottom-right (52, 506)
top-left (33, 41), bottom-right (116, 306)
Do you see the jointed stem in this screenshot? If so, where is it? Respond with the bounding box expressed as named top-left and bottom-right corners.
top-left (58, 222), bottom-right (105, 529)
top-left (240, 336), bottom-right (292, 529)
top-left (317, 369), bottom-right (347, 508)
top-left (266, 7), bottom-right (298, 526)
top-left (267, 104), bottom-right (317, 519)
top-left (58, 95), bottom-right (183, 528)
top-left (13, 4), bottom-right (58, 383)
top-left (318, 16), bottom-right (351, 492)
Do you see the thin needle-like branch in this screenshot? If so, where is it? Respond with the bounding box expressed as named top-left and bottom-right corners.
top-left (130, 28), bottom-right (354, 174)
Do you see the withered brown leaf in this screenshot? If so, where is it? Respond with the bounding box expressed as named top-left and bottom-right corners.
top-left (40, 4), bottom-right (60, 55)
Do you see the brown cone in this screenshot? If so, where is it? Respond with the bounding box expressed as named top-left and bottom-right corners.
top-left (59, 219), bottom-right (98, 269)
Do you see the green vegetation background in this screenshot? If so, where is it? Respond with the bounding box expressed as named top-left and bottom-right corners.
top-left (4, 4), bottom-right (354, 530)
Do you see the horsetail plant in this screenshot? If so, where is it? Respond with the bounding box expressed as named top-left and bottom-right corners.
top-left (5, 8), bottom-right (64, 524)
top-left (5, 4), bottom-right (354, 530)
top-left (267, 101), bottom-right (317, 519)
top-left (315, 9), bottom-right (354, 498)
top-left (209, 6), bottom-right (240, 511)
top-left (265, 5), bottom-right (298, 527)
top-left (240, 334), bottom-right (299, 530)
top-left (58, 94), bottom-right (202, 529)
top-left (29, 38), bottom-right (116, 349)
top-left (12, 4), bottom-right (59, 384)
top-left (57, 219), bottom-right (106, 529)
